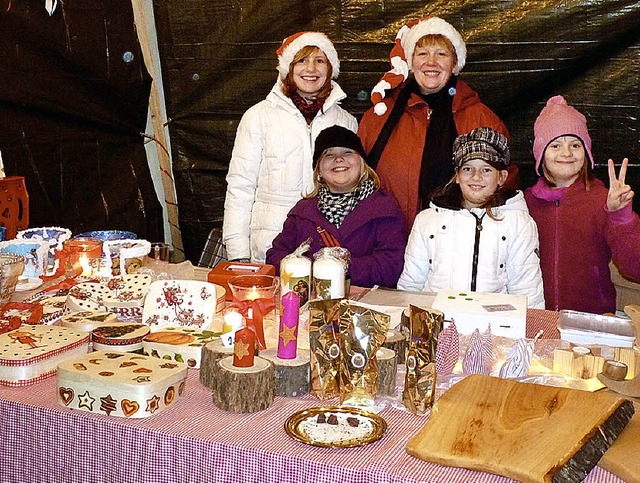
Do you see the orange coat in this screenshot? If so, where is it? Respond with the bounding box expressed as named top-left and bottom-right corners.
top-left (358, 79), bottom-right (517, 231)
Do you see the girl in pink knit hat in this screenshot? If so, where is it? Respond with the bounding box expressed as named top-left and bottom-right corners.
top-left (525, 95), bottom-right (640, 314)
top-left (223, 32), bottom-right (357, 263)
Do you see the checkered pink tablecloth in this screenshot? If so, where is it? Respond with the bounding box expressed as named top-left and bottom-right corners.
top-left (0, 310), bottom-right (623, 483)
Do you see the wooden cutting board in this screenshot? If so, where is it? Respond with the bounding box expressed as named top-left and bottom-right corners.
top-left (405, 374), bottom-right (634, 483)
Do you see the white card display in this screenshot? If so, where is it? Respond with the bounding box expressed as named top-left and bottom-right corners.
top-left (431, 290), bottom-right (527, 339)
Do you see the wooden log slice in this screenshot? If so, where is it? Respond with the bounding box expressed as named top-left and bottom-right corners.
top-left (376, 347), bottom-right (398, 396)
top-left (260, 348), bottom-right (310, 397)
top-left (200, 339), bottom-right (234, 388)
top-left (211, 356), bottom-right (275, 413)
top-left (383, 329), bottom-right (407, 364)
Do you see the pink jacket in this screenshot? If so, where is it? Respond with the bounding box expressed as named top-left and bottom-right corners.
top-left (525, 177), bottom-right (640, 314)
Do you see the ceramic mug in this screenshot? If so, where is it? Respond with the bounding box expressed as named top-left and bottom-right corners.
top-left (0, 239), bottom-right (49, 278)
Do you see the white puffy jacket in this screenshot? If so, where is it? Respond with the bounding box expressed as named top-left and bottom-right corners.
top-left (398, 191), bottom-right (545, 308)
top-left (223, 79), bottom-right (357, 263)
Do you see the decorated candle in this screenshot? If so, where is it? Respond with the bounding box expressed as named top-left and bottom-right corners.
top-left (312, 256), bottom-right (345, 299)
top-left (277, 291), bottom-right (300, 359)
top-left (222, 310), bottom-right (244, 334)
top-left (280, 255), bottom-right (311, 306)
top-left (233, 327), bottom-right (255, 368)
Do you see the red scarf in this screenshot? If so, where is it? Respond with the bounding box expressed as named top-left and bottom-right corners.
top-left (291, 93), bottom-right (322, 124)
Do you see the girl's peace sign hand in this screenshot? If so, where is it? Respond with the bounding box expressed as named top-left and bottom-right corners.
top-left (607, 158), bottom-right (634, 211)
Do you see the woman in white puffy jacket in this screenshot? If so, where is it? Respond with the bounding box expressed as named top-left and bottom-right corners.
top-left (398, 127), bottom-right (545, 308)
top-left (223, 32), bottom-right (357, 263)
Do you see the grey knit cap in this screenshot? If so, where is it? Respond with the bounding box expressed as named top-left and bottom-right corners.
top-left (452, 127), bottom-right (510, 169)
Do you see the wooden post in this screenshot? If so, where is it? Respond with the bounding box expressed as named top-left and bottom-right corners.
top-left (259, 348), bottom-right (310, 397)
top-left (211, 356), bottom-right (275, 413)
top-left (200, 339), bottom-right (234, 388)
top-left (376, 347), bottom-right (397, 396)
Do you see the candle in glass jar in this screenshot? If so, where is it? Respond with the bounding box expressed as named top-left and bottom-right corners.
top-left (277, 291), bottom-right (300, 359)
top-left (233, 327), bottom-right (255, 368)
top-left (312, 257), bottom-right (345, 299)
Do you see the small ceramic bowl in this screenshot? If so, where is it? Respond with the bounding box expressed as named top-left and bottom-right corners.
top-left (74, 230), bottom-right (137, 242)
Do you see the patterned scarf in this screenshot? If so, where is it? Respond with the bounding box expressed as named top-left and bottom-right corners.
top-left (317, 179), bottom-right (375, 228)
top-left (291, 93), bottom-right (323, 124)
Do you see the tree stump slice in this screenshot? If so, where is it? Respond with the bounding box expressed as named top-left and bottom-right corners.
top-left (383, 329), bottom-right (407, 364)
top-left (260, 348), bottom-right (310, 397)
top-left (377, 347), bottom-right (398, 396)
top-left (211, 356), bottom-right (275, 413)
top-left (200, 339), bottom-right (234, 388)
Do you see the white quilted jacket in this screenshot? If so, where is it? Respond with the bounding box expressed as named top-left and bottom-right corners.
top-left (398, 191), bottom-right (545, 308)
top-left (223, 79), bottom-right (357, 263)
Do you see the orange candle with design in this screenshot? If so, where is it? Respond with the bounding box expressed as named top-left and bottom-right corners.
top-left (233, 327), bottom-right (255, 368)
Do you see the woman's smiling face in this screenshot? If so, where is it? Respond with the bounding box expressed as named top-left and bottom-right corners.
top-left (292, 49), bottom-right (329, 98)
top-left (411, 36), bottom-right (456, 95)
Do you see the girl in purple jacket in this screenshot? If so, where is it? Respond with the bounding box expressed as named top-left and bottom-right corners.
top-left (266, 126), bottom-right (407, 288)
top-left (524, 96), bottom-right (640, 314)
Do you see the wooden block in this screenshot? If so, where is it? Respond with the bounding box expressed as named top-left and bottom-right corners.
top-left (582, 354), bottom-right (605, 379)
top-left (260, 348), bottom-right (310, 397)
top-left (211, 356), bottom-right (275, 413)
top-left (199, 339), bottom-right (233, 388)
top-left (382, 329), bottom-right (407, 364)
top-left (553, 348), bottom-right (583, 378)
top-left (376, 347), bottom-right (397, 396)
top-left (599, 412), bottom-right (640, 482)
top-left (406, 374), bottom-right (634, 483)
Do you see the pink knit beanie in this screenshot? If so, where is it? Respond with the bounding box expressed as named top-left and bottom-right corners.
top-left (533, 95), bottom-right (593, 175)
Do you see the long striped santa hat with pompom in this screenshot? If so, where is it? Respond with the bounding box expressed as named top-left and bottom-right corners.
top-left (370, 17), bottom-right (467, 116)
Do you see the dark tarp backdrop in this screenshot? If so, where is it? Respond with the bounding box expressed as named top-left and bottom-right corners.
top-left (153, 0), bottom-right (640, 263)
top-left (0, 0), bottom-right (163, 241)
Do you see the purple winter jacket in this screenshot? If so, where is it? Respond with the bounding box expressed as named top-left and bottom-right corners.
top-left (266, 190), bottom-right (407, 288)
top-left (525, 177), bottom-right (640, 314)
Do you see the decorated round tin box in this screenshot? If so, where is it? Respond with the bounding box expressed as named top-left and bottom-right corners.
top-left (0, 325), bottom-right (90, 387)
top-left (91, 323), bottom-right (150, 352)
top-left (57, 351), bottom-right (188, 418)
top-left (59, 310), bottom-right (118, 332)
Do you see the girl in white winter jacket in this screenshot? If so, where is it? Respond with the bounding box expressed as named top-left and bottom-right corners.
top-left (398, 127), bottom-right (545, 308)
top-left (223, 32), bottom-right (357, 263)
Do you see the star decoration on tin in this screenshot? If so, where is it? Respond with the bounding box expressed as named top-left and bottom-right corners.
top-left (279, 325), bottom-right (297, 346)
top-left (132, 375), bottom-right (151, 383)
top-left (100, 394), bottom-right (117, 416)
top-left (78, 390), bottom-right (95, 411)
top-left (146, 395), bottom-right (160, 414)
top-left (234, 340), bottom-right (250, 360)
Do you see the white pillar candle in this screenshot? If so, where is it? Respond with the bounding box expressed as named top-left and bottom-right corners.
top-left (313, 257), bottom-right (345, 299)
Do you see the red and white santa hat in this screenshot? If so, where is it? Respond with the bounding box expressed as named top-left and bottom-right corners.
top-left (276, 32), bottom-right (340, 79)
top-left (370, 17), bottom-right (467, 116)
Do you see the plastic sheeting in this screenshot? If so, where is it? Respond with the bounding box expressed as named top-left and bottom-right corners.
top-left (0, 0), bottom-right (163, 242)
top-left (154, 0), bottom-right (640, 262)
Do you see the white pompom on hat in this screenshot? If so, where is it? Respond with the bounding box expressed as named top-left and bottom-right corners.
top-left (276, 31), bottom-right (340, 79)
top-left (370, 17), bottom-right (467, 116)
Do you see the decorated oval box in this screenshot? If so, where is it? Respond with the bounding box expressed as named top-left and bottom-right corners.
top-left (142, 327), bottom-right (221, 368)
top-left (66, 274), bottom-right (152, 320)
top-left (0, 325), bottom-right (90, 387)
top-left (57, 351), bottom-right (188, 418)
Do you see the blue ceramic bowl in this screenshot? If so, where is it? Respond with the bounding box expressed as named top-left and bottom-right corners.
top-left (74, 230), bottom-right (137, 242)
